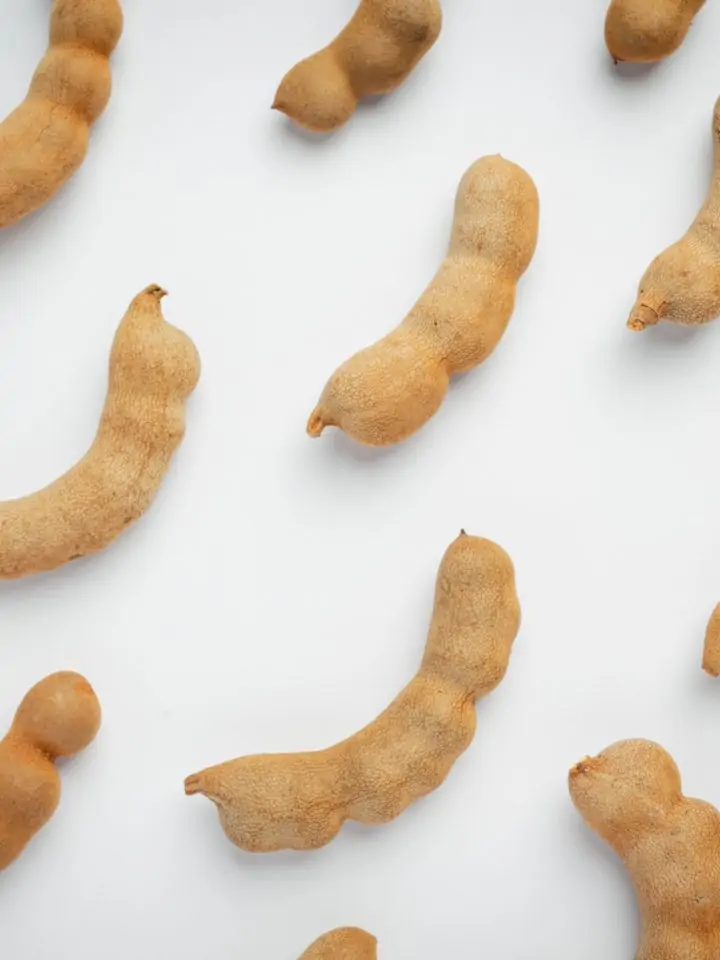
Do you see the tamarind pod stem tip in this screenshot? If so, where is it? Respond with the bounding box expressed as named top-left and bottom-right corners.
top-left (570, 756), bottom-right (593, 777)
top-left (627, 303), bottom-right (659, 332)
top-left (307, 410), bottom-right (326, 437)
top-left (184, 774), bottom-right (202, 796)
top-left (142, 284), bottom-right (168, 301)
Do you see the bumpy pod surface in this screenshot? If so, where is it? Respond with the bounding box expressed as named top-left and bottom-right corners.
top-left (0, 286), bottom-right (200, 579)
top-left (0, 672), bottom-right (101, 871)
top-left (605, 0), bottom-right (704, 63)
top-left (0, 0), bottom-right (123, 228)
top-left (628, 96), bottom-right (720, 331)
top-left (185, 532), bottom-right (521, 853)
top-left (273, 0), bottom-right (442, 133)
top-left (570, 739), bottom-right (720, 960)
top-left (307, 155), bottom-right (539, 447)
top-left (299, 928), bottom-right (378, 960)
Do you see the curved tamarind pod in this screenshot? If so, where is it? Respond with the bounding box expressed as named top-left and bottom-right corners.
top-left (307, 155), bottom-right (539, 447)
top-left (0, 672), bottom-right (101, 871)
top-left (605, 0), bottom-right (704, 64)
top-left (0, 0), bottom-right (123, 229)
top-left (184, 532), bottom-right (521, 853)
top-left (702, 603), bottom-right (720, 676)
top-left (298, 928), bottom-right (377, 960)
top-left (0, 286), bottom-right (200, 579)
top-left (628, 96), bottom-right (720, 331)
top-left (569, 739), bottom-right (720, 960)
top-left (273, 0), bottom-right (442, 133)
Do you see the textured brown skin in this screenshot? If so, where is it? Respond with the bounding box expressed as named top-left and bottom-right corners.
top-left (0, 672), bottom-right (101, 871)
top-left (628, 96), bottom-right (720, 331)
top-left (605, 0), bottom-right (704, 64)
top-left (570, 739), bottom-right (720, 960)
top-left (702, 603), bottom-right (720, 676)
top-left (0, 286), bottom-right (200, 579)
top-left (299, 928), bottom-right (378, 960)
top-left (272, 0), bottom-right (442, 133)
top-left (307, 156), bottom-right (539, 447)
top-left (185, 532), bottom-right (521, 853)
top-left (0, 0), bottom-right (123, 229)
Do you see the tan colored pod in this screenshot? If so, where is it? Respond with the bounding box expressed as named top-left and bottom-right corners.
top-left (703, 603), bottom-right (720, 676)
top-left (0, 0), bottom-right (123, 229)
top-left (0, 672), bottom-right (101, 871)
top-left (0, 286), bottom-right (200, 579)
top-left (299, 929), bottom-right (377, 960)
top-left (185, 532), bottom-right (521, 853)
top-left (570, 740), bottom-right (720, 959)
top-left (273, 0), bottom-right (442, 133)
top-left (605, 0), bottom-right (704, 63)
top-left (307, 155), bottom-right (539, 447)
top-left (628, 96), bottom-right (720, 331)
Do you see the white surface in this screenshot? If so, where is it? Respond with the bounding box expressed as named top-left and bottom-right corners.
top-left (0, 0), bottom-right (720, 956)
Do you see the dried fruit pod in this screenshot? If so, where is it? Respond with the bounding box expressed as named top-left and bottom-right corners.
top-left (185, 532), bottom-right (521, 853)
top-left (569, 739), bottom-right (720, 958)
top-left (307, 155), bottom-right (539, 447)
top-left (0, 672), bottom-right (101, 871)
top-left (628, 96), bottom-right (720, 331)
top-left (0, 0), bottom-right (123, 228)
top-left (703, 603), bottom-right (720, 676)
top-left (605, 0), bottom-right (704, 63)
top-left (299, 928), bottom-right (377, 960)
top-left (273, 0), bottom-right (442, 133)
top-left (0, 286), bottom-right (200, 579)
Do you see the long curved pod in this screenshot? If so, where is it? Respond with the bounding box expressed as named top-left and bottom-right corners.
top-left (184, 532), bottom-right (521, 853)
top-left (307, 155), bottom-right (539, 447)
top-left (0, 0), bottom-right (123, 229)
top-left (0, 286), bottom-right (200, 579)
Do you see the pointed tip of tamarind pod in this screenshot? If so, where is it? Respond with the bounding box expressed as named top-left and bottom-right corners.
top-left (569, 756), bottom-right (594, 778)
top-left (702, 657), bottom-right (720, 678)
top-left (271, 94), bottom-right (289, 116)
top-left (142, 284), bottom-right (168, 301)
top-left (306, 410), bottom-right (327, 437)
top-left (184, 773), bottom-right (203, 796)
top-left (627, 303), bottom-right (659, 332)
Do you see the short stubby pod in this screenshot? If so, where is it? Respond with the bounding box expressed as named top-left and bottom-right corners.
top-left (0, 672), bottom-right (101, 871)
top-left (605, 0), bottom-right (705, 63)
top-left (628, 96), bottom-right (720, 331)
top-left (307, 155), bottom-right (539, 447)
top-left (569, 739), bottom-right (720, 960)
top-left (0, 0), bottom-right (123, 228)
top-left (0, 286), bottom-right (200, 579)
top-left (273, 0), bottom-right (442, 133)
top-left (185, 532), bottom-right (521, 853)
top-left (298, 928), bottom-right (378, 960)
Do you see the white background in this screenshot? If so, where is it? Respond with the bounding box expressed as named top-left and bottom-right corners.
top-left (1, 0), bottom-right (720, 956)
